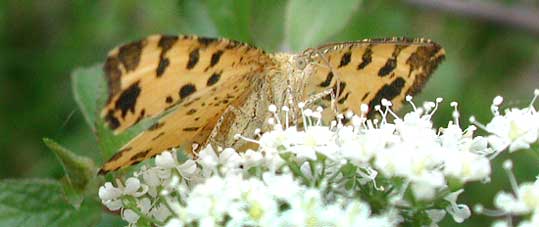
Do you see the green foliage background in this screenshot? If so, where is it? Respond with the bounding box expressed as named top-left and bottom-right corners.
top-left (0, 0), bottom-right (538, 226)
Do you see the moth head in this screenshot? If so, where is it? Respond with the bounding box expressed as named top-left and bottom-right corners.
top-left (294, 56), bottom-right (308, 70)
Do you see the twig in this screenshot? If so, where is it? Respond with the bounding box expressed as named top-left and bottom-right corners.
top-left (403, 0), bottom-right (539, 36)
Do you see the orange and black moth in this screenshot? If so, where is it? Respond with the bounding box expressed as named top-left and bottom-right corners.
top-left (98, 35), bottom-right (445, 174)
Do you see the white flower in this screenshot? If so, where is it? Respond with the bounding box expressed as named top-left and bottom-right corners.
top-left (443, 150), bottom-right (491, 182)
top-left (122, 209), bottom-right (140, 224)
top-left (444, 189), bottom-right (471, 223)
top-left (98, 182), bottom-right (123, 211)
top-left (305, 126), bottom-right (337, 159)
top-left (151, 204), bottom-right (173, 222)
top-left (142, 167), bottom-right (161, 187)
top-left (241, 149), bottom-right (263, 170)
top-left (197, 146), bottom-right (219, 174)
top-left (98, 182), bottom-right (121, 201)
top-left (156, 151), bottom-right (177, 169)
top-left (493, 179), bottom-right (539, 215)
top-left (517, 181), bottom-right (539, 211)
top-left (177, 159), bottom-right (197, 178)
top-left (491, 220), bottom-right (510, 227)
top-left (241, 179), bottom-right (279, 226)
top-left (103, 199), bottom-right (122, 211)
top-left (258, 146), bottom-right (285, 172)
top-left (164, 218), bottom-right (184, 227)
top-left (219, 148), bottom-right (242, 171)
top-left (410, 174), bottom-right (445, 201)
top-left (185, 191), bottom-right (214, 219)
top-left (486, 108), bottom-right (538, 152)
top-left (138, 197), bottom-right (152, 214)
top-left (289, 143), bottom-right (317, 160)
top-left (259, 127), bottom-right (301, 150)
top-left (98, 91), bottom-right (539, 227)
top-left (338, 201), bottom-right (394, 227)
top-left (338, 127), bottom-right (377, 165)
top-left (279, 189), bottom-right (325, 227)
top-left (426, 209), bottom-right (446, 227)
top-left (494, 191), bottom-right (528, 214)
top-left (124, 177), bottom-right (147, 197)
top-left (262, 173), bottom-right (301, 201)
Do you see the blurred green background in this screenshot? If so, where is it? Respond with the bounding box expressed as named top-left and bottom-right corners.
top-left (1, 0), bottom-right (538, 226)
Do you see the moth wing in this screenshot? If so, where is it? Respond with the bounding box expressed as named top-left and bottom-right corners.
top-left (101, 34), bottom-right (271, 132)
top-left (99, 35), bottom-right (273, 173)
top-left (303, 38), bottom-right (445, 120)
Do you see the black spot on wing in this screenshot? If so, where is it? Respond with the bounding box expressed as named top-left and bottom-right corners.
top-left (361, 92), bottom-right (370, 101)
top-left (179, 84), bottom-right (196, 99)
top-left (159, 35), bottom-right (179, 49)
top-left (183, 127), bottom-right (199, 132)
top-left (325, 81), bottom-right (346, 98)
top-left (98, 147), bottom-right (132, 174)
top-left (105, 110), bottom-right (120, 130)
top-left (225, 40), bottom-right (242, 49)
top-left (151, 132), bottom-right (165, 141)
top-left (156, 36), bottom-right (178, 77)
top-left (148, 122), bottom-right (165, 131)
top-left (182, 97), bottom-right (200, 108)
top-left (336, 81), bottom-right (346, 97)
top-left (165, 96), bottom-right (173, 104)
top-left (379, 44), bottom-right (406, 77)
top-left (209, 50), bottom-right (224, 68)
top-left (115, 81), bottom-right (141, 118)
top-left (367, 77), bottom-right (406, 117)
top-left (198, 37), bottom-right (218, 46)
top-left (118, 40), bottom-right (146, 72)
top-left (338, 92), bottom-right (350, 104)
top-left (186, 109), bottom-right (197, 115)
top-left (130, 160), bottom-right (142, 166)
top-left (134, 109), bottom-right (145, 124)
top-left (129, 149), bottom-right (151, 161)
top-left (207, 72), bottom-right (221, 86)
top-left (186, 48), bottom-right (200, 70)
top-left (104, 57), bottom-right (122, 102)
top-left (405, 44), bottom-right (444, 96)
top-left (338, 51), bottom-right (351, 68)
top-left (357, 47), bottom-right (372, 70)
top-left (112, 147), bottom-right (131, 160)
top-left (378, 58), bottom-right (396, 77)
top-left (156, 58), bottom-right (169, 77)
top-left (318, 72), bottom-right (334, 87)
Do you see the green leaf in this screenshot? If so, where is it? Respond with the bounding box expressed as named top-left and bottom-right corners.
top-left (43, 138), bottom-right (96, 191)
top-left (71, 64), bottom-right (103, 131)
top-left (284, 0), bottom-right (361, 51)
top-left (205, 0), bottom-right (253, 43)
top-left (43, 138), bottom-right (101, 208)
top-left (250, 0), bottom-right (287, 51)
top-left (0, 179), bottom-right (101, 227)
top-left (177, 0), bottom-right (218, 36)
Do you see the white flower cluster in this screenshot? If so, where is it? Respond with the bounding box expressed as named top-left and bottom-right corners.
top-left (475, 161), bottom-right (539, 227)
top-left (98, 90), bottom-right (539, 227)
top-left (99, 148), bottom-right (395, 227)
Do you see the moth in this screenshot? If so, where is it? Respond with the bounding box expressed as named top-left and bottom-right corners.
top-left (99, 35), bottom-right (445, 174)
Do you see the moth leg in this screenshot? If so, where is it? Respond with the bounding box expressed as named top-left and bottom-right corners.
top-left (303, 88), bottom-right (333, 106)
top-left (206, 105), bottom-right (241, 149)
top-left (302, 88), bottom-right (339, 115)
top-left (311, 48), bottom-right (341, 114)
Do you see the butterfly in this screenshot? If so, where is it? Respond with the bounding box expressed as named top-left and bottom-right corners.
top-left (98, 34), bottom-right (445, 174)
